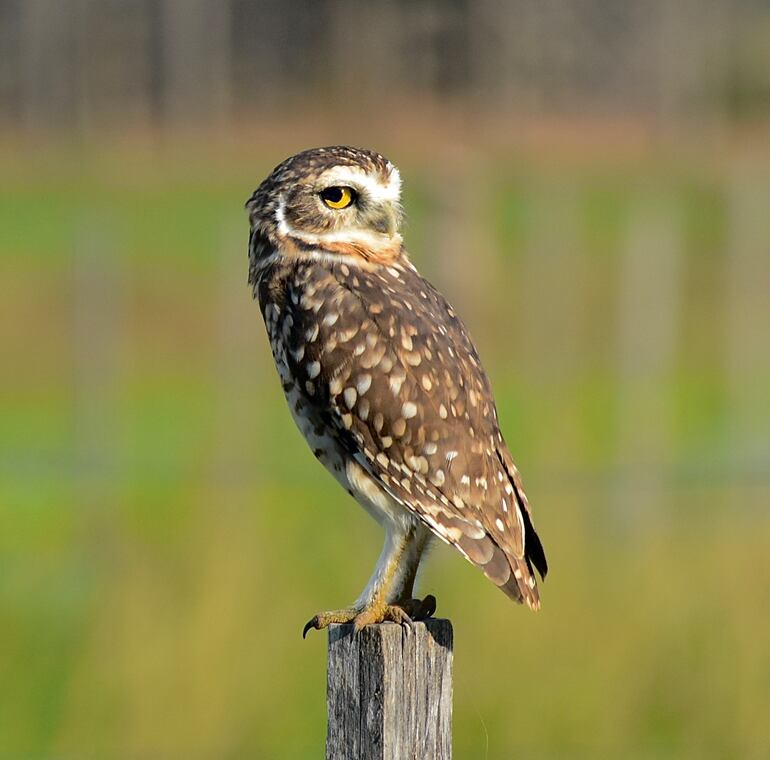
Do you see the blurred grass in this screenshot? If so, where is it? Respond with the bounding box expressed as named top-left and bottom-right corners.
top-left (1, 144), bottom-right (769, 759)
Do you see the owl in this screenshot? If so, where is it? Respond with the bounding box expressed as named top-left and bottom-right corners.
top-left (246, 146), bottom-right (547, 636)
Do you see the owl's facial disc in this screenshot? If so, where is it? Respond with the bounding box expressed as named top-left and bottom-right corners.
top-left (275, 163), bottom-right (402, 250)
top-left (313, 164), bottom-right (401, 237)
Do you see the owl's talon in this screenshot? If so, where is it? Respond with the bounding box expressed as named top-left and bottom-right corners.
top-left (386, 605), bottom-right (413, 626)
top-left (352, 602), bottom-right (417, 631)
top-left (398, 594), bottom-right (437, 621)
top-left (420, 593), bottom-right (437, 619)
top-left (302, 607), bottom-right (360, 638)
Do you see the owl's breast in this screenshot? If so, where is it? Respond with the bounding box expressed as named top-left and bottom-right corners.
top-left (261, 292), bottom-right (350, 496)
top-left (258, 258), bottom-right (411, 528)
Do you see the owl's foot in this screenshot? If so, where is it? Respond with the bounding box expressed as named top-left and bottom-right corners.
top-left (399, 593), bottom-right (437, 621)
top-left (302, 594), bottom-right (437, 638)
top-left (302, 607), bottom-right (359, 638)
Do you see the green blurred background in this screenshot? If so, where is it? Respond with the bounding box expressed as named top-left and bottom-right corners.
top-left (2, 2), bottom-right (770, 758)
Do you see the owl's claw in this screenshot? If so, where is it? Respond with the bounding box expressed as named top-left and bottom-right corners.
top-left (302, 594), bottom-right (437, 638)
top-left (399, 594), bottom-right (437, 621)
top-left (351, 602), bottom-right (412, 631)
top-left (302, 608), bottom-right (359, 638)
top-left (302, 618), bottom-right (317, 639)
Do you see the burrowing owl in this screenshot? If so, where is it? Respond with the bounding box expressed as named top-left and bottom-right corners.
top-left (247, 146), bottom-right (547, 636)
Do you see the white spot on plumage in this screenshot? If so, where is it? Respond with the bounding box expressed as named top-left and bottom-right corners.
top-left (402, 401), bottom-right (417, 419)
top-left (389, 374), bottom-right (404, 395)
top-left (338, 325), bottom-right (358, 342)
top-left (307, 361), bottom-right (321, 379)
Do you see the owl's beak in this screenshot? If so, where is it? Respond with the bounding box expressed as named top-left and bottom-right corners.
top-left (370, 203), bottom-right (399, 237)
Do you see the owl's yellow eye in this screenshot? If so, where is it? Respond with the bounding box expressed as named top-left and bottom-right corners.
top-left (320, 186), bottom-right (355, 209)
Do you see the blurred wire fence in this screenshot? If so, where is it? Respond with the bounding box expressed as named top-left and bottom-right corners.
top-left (2, 0), bottom-right (770, 131)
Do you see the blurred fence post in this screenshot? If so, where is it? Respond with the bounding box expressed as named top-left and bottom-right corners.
top-left (20, 0), bottom-right (80, 129)
top-left (615, 190), bottom-right (684, 519)
top-left (326, 620), bottom-right (453, 760)
top-left (520, 179), bottom-right (585, 374)
top-left (162, 0), bottom-right (230, 125)
top-left (724, 167), bottom-right (770, 461)
top-left (425, 159), bottom-right (499, 332)
top-left (72, 216), bottom-right (124, 509)
top-left (211, 218), bottom-right (257, 485)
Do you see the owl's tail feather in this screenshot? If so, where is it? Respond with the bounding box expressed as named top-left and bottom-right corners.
top-left (515, 484), bottom-right (548, 580)
top-left (497, 490), bottom-right (549, 608)
top-left (499, 554), bottom-right (541, 611)
top-left (457, 532), bottom-right (541, 610)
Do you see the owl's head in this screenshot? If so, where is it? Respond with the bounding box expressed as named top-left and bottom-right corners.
top-left (246, 146), bottom-right (403, 260)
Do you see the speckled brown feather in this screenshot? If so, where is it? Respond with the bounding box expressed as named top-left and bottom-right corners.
top-left (255, 253), bottom-right (547, 608)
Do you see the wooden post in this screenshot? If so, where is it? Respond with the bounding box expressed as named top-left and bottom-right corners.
top-left (326, 619), bottom-right (453, 760)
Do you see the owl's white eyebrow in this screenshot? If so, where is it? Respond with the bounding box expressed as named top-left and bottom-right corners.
top-left (319, 165), bottom-right (401, 203)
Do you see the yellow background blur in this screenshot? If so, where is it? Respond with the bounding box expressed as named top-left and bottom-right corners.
top-left (2, 2), bottom-right (770, 758)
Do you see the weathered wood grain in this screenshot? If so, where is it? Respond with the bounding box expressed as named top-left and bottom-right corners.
top-left (326, 619), bottom-right (453, 760)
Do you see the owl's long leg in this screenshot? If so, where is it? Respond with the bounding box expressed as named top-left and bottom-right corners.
top-left (392, 525), bottom-right (432, 601)
top-left (302, 523), bottom-right (434, 637)
top-left (387, 525), bottom-right (436, 621)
